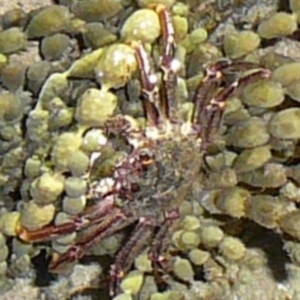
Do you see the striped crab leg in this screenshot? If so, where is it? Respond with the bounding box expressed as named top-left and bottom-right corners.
top-left (131, 5), bottom-right (180, 125)
top-left (155, 5), bottom-right (181, 120)
top-left (191, 61), bottom-right (271, 147)
top-left (17, 195), bottom-right (117, 243)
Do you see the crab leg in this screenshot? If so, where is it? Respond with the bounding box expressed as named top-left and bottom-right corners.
top-left (18, 147), bottom-right (145, 244)
top-left (156, 5), bottom-right (181, 120)
top-left (17, 196), bottom-right (116, 243)
top-left (131, 42), bottom-right (160, 127)
top-left (191, 59), bottom-right (260, 126)
top-left (109, 216), bottom-right (155, 296)
top-left (149, 208), bottom-right (180, 268)
top-left (132, 6), bottom-right (180, 124)
top-left (50, 209), bottom-right (136, 271)
top-left (191, 71), bottom-right (221, 132)
top-left (200, 68), bottom-right (271, 145)
top-left (206, 60), bottom-right (262, 74)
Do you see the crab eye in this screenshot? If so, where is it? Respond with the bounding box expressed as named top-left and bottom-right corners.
top-left (138, 148), bottom-right (154, 166)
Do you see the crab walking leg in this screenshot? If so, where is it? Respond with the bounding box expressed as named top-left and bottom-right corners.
top-left (109, 216), bottom-right (155, 296)
top-left (49, 210), bottom-right (136, 271)
top-left (156, 5), bottom-right (180, 120)
top-left (191, 59), bottom-right (262, 127)
top-left (191, 69), bottom-right (221, 133)
top-left (205, 59), bottom-right (262, 74)
top-left (191, 59), bottom-right (258, 124)
top-left (148, 209), bottom-right (180, 269)
top-left (200, 68), bottom-right (271, 145)
top-left (131, 42), bottom-right (160, 127)
top-left (17, 196), bottom-right (117, 242)
top-left (191, 59), bottom-right (238, 130)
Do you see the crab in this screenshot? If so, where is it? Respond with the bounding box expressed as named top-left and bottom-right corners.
top-left (16, 5), bottom-right (271, 298)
